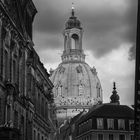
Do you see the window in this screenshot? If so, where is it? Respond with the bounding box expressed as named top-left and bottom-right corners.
top-left (96, 83), bottom-right (101, 98)
top-left (129, 120), bottom-right (134, 131)
top-left (107, 119), bottom-right (114, 129)
top-left (45, 102), bottom-right (48, 120)
top-left (14, 111), bottom-right (18, 128)
top-left (4, 50), bottom-right (8, 80)
top-left (119, 135), bottom-right (125, 140)
top-left (0, 98), bottom-right (1, 113)
top-left (41, 98), bottom-right (44, 117)
top-left (58, 85), bottom-right (62, 96)
top-left (118, 119), bottom-right (125, 130)
top-left (38, 133), bottom-right (40, 140)
top-left (12, 59), bottom-right (16, 83)
top-left (20, 115), bottom-right (24, 138)
top-left (130, 135), bottom-right (134, 140)
top-left (34, 130), bottom-right (36, 140)
top-left (98, 134), bottom-right (103, 140)
top-left (109, 134), bottom-right (113, 140)
top-left (7, 105), bottom-right (10, 122)
top-left (97, 118), bottom-right (103, 129)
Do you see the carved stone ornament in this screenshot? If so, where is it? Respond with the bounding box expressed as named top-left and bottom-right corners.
top-left (91, 66), bottom-right (97, 75)
top-left (76, 65), bottom-right (83, 73)
top-left (59, 65), bottom-right (65, 74)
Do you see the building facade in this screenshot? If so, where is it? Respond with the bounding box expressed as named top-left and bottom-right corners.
top-left (56, 83), bottom-right (134, 140)
top-left (75, 83), bottom-right (134, 140)
top-left (134, 1), bottom-right (140, 140)
top-left (0, 0), bottom-right (56, 140)
top-left (50, 6), bottom-right (102, 124)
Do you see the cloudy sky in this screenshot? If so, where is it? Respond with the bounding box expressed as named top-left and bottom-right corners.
top-left (32, 0), bottom-right (137, 105)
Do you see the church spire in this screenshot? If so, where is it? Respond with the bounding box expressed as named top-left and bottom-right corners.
top-left (110, 82), bottom-right (120, 105)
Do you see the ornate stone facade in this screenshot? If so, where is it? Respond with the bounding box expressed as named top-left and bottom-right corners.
top-left (0, 1), bottom-right (56, 140)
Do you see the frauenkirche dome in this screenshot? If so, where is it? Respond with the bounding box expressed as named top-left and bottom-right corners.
top-left (50, 6), bottom-right (103, 123)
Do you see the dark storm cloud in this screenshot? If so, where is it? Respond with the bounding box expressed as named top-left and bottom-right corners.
top-left (33, 0), bottom-right (137, 58)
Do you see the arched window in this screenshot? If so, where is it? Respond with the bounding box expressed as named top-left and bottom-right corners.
top-left (34, 130), bottom-right (36, 140)
top-left (38, 93), bottom-right (40, 113)
top-left (96, 83), bottom-right (100, 98)
top-left (38, 133), bottom-right (40, 140)
top-left (41, 98), bottom-right (44, 117)
top-left (12, 59), bottom-right (16, 83)
top-left (79, 84), bottom-right (84, 96)
top-left (71, 34), bottom-right (79, 50)
top-left (4, 50), bottom-right (8, 80)
top-left (58, 85), bottom-right (62, 96)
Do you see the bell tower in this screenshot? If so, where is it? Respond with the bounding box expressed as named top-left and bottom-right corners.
top-left (61, 4), bottom-right (85, 63)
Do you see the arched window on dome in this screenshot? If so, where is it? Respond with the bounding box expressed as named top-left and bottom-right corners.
top-left (57, 85), bottom-right (62, 96)
top-left (96, 83), bottom-right (101, 98)
top-left (79, 83), bottom-right (84, 96)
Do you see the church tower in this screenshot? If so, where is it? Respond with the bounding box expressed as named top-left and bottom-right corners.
top-left (50, 5), bottom-right (103, 124)
top-left (62, 5), bottom-right (85, 63)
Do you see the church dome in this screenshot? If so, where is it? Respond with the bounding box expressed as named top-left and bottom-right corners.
top-left (50, 62), bottom-right (102, 105)
top-left (50, 5), bottom-right (103, 122)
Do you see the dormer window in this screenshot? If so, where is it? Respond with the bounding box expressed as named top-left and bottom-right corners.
top-left (118, 119), bottom-right (125, 130)
top-left (129, 120), bottom-right (134, 131)
top-left (97, 118), bottom-right (103, 129)
top-left (107, 119), bottom-right (114, 130)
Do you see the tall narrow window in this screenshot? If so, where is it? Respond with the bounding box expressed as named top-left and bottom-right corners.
top-left (34, 130), bottom-right (36, 140)
top-left (41, 98), bottom-right (44, 117)
top-left (118, 119), bottom-right (125, 130)
top-left (96, 83), bottom-right (100, 98)
top-left (71, 38), bottom-right (75, 49)
top-left (7, 105), bottom-right (10, 122)
top-left (0, 98), bottom-right (1, 121)
top-left (4, 50), bottom-right (8, 80)
top-left (14, 111), bottom-right (18, 128)
top-left (109, 134), bottom-right (113, 140)
top-left (20, 115), bottom-right (24, 139)
top-left (45, 102), bottom-right (48, 120)
top-left (97, 118), bottom-right (103, 129)
top-left (129, 120), bottom-right (134, 131)
top-left (107, 119), bottom-right (114, 129)
top-left (12, 59), bottom-right (16, 83)
top-left (79, 84), bottom-right (84, 96)
top-left (119, 135), bottom-right (125, 140)
top-left (71, 34), bottom-right (79, 50)
top-left (38, 93), bottom-right (40, 114)
top-left (98, 134), bottom-right (103, 140)
top-left (38, 133), bottom-right (40, 140)
top-left (130, 135), bottom-right (134, 140)
top-left (58, 85), bottom-right (62, 96)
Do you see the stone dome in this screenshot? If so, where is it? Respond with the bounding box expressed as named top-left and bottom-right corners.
top-left (50, 61), bottom-right (102, 121)
top-left (50, 62), bottom-right (102, 105)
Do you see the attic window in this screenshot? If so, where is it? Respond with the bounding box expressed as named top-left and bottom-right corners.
top-left (107, 119), bottom-right (114, 129)
top-left (118, 119), bottom-right (125, 130)
top-left (97, 118), bottom-right (103, 129)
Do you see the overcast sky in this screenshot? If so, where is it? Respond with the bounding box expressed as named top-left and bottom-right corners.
top-left (32, 0), bottom-right (137, 105)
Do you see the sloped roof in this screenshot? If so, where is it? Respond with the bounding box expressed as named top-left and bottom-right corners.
top-left (78, 103), bottom-right (134, 123)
